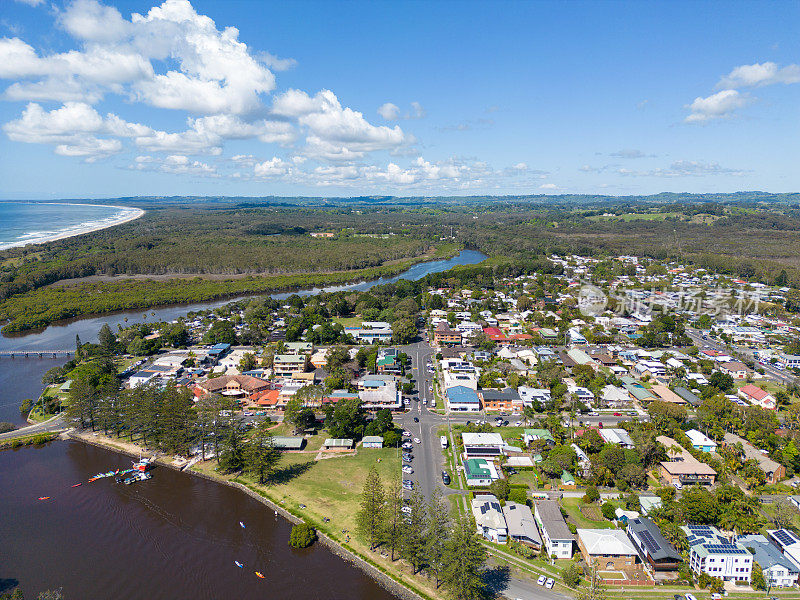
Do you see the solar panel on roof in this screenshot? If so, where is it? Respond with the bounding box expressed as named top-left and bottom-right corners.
top-left (773, 530), bottom-right (797, 546)
top-left (639, 530), bottom-right (661, 552)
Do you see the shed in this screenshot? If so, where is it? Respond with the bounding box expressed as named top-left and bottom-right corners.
top-left (272, 436), bottom-right (306, 450)
top-left (362, 436), bottom-right (384, 448)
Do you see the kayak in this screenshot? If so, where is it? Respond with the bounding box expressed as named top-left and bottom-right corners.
top-left (38, 497), bottom-right (50, 501)
top-left (235, 561), bottom-right (243, 568)
top-left (239, 521), bottom-right (245, 528)
top-left (71, 483), bottom-right (82, 488)
top-left (255, 572), bottom-right (264, 579)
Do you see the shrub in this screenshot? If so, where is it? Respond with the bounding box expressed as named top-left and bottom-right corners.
top-left (289, 522), bottom-right (317, 548)
top-left (508, 488), bottom-right (528, 505)
top-left (582, 485), bottom-right (600, 503)
top-left (489, 478), bottom-right (510, 501)
top-left (0, 422), bottom-right (15, 434)
top-left (601, 501), bottom-right (616, 520)
top-left (562, 561), bottom-right (581, 588)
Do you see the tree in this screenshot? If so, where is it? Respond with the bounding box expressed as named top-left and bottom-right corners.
top-left (601, 502), bottom-right (616, 520)
top-left (583, 485), bottom-right (600, 504)
top-left (576, 562), bottom-right (607, 600)
top-left (708, 371), bottom-right (734, 393)
top-left (98, 323), bottom-right (117, 356)
top-left (401, 491), bottom-right (428, 573)
top-left (392, 317), bottom-right (417, 344)
top-left (442, 514), bottom-right (487, 600)
top-left (244, 424), bottom-right (281, 484)
top-left (751, 562), bottom-right (766, 591)
top-left (327, 394), bottom-right (366, 440)
top-left (425, 488), bottom-right (450, 588)
top-left (679, 486), bottom-right (720, 524)
top-left (218, 426), bottom-right (246, 473)
top-left (356, 467), bottom-right (385, 550)
top-left (489, 478), bottom-right (510, 501)
top-left (562, 561), bottom-right (582, 588)
top-left (773, 499), bottom-right (796, 529)
top-left (239, 352), bottom-right (257, 372)
top-left (289, 522), bottom-right (317, 548)
top-left (382, 479), bottom-right (404, 561)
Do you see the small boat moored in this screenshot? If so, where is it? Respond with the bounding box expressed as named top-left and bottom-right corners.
top-left (235, 561), bottom-right (243, 568)
top-left (255, 572), bottom-right (264, 579)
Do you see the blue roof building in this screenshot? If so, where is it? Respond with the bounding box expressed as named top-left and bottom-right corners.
top-left (446, 386), bottom-right (480, 412)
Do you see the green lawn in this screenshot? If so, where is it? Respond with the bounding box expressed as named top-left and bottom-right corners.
top-left (332, 316), bottom-right (362, 328)
top-left (561, 497), bottom-right (614, 529)
top-left (508, 470), bottom-right (542, 489)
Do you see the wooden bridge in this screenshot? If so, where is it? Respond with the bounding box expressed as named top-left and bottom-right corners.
top-left (0, 350), bottom-right (74, 358)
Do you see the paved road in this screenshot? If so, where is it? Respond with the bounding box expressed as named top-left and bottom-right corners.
top-left (394, 337), bottom-right (573, 600)
top-left (686, 327), bottom-right (797, 386)
top-left (0, 414), bottom-right (67, 440)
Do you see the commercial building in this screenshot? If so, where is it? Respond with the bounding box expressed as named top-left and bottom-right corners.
top-left (682, 525), bottom-right (752, 583)
top-left (446, 386), bottom-right (481, 412)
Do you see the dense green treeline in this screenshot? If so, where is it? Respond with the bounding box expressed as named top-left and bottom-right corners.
top-left (0, 249), bottom-right (458, 333)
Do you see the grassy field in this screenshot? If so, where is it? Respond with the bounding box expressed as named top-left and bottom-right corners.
top-left (561, 497), bottom-right (614, 529)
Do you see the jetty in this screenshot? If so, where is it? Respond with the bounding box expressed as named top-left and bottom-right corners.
top-left (0, 350), bottom-right (73, 359)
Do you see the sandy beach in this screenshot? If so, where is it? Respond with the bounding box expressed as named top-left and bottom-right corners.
top-left (0, 203), bottom-right (145, 251)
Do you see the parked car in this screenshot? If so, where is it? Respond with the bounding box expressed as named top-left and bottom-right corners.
top-left (685, 594), bottom-right (697, 600)
top-left (441, 471), bottom-right (451, 485)
top-left (536, 576), bottom-right (546, 586)
top-left (413, 437), bottom-right (421, 444)
top-left (403, 430), bottom-right (412, 437)
top-left (413, 417), bottom-right (419, 422)
top-left (545, 578), bottom-right (554, 589)
top-left (402, 466), bottom-right (413, 474)
top-left (613, 412), bottom-right (622, 416)
top-left (401, 506), bottom-right (412, 514)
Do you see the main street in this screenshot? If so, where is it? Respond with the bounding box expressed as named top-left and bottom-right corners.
top-left (393, 337), bottom-right (575, 600)
top-left (685, 326), bottom-right (797, 386)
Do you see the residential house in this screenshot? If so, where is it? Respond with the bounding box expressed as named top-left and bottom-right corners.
top-left (446, 386), bottom-right (481, 412)
top-left (523, 428), bottom-right (556, 447)
top-left (534, 500), bottom-right (574, 559)
top-left (738, 384), bottom-right (776, 410)
top-left (723, 433), bottom-right (785, 484)
top-left (657, 436), bottom-right (717, 486)
top-left (348, 321), bottom-right (393, 343)
top-left (632, 360), bottom-right (667, 378)
top-left (627, 517), bottom-right (681, 573)
top-left (599, 428), bottom-right (635, 448)
top-left (472, 495), bottom-right (508, 542)
top-left (518, 386), bottom-right (551, 406)
top-left (503, 501), bottom-right (542, 550)
top-left (359, 385), bottom-right (403, 411)
top-left (464, 458), bottom-right (501, 486)
top-left (673, 387), bottom-right (701, 407)
top-left (738, 534), bottom-right (799, 588)
top-left (650, 385), bottom-right (686, 405)
top-left (683, 525), bottom-right (752, 583)
top-left (577, 529), bottom-right (642, 573)
top-left (685, 429), bottom-right (718, 453)
top-left (778, 354), bottom-right (800, 370)
top-left (719, 361), bottom-right (748, 379)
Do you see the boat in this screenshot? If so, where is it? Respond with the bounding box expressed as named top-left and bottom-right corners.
top-left (133, 457), bottom-right (154, 472)
top-left (255, 572), bottom-right (264, 579)
top-left (122, 471), bottom-right (152, 485)
top-left (71, 483), bottom-right (82, 488)
top-left (239, 521), bottom-right (245, 529)
top-left (38, 496), bottom-right (50, 501)
top-left (235, 561), bottom-right (243, 568)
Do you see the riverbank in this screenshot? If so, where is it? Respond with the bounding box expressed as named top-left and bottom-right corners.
top-left (0, 204), bottom-right (145, 251)
top-left (0, 245), bottom-right (474, 334)
top-left (68, 429), bottom-right (441, 600)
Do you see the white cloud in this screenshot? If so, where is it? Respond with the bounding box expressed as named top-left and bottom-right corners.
top-left (617, 159), bottom-right (746, 177)
top-left (258, 51), bottom-right (296, 72)
top-left (378, 102), bottom-right (400, 120)
top-left (131, 153), bottom-right (217, 176)
top-left (539, 183), bottom-right (559, 190)
top-left (14, 0), bottom-right (45, 6)
top-left (684, 89), bottom-right (749, 123)
top-left (56, 137), bottom-right (122, 161)
top-left (254, 157), bottom-right (292, 177)
top-left (718, 62), bottom-right (800, 89)
top-left (609, 149), bottom-right (651, 159)
top-left (58, 0), bottom-right (131, 42)
top-left (273, 89), bottom-right (410, 161)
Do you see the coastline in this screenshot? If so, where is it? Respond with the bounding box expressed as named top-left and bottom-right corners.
top-left (0, 203), bottom-right (145, 251)
top-left (66, 430), bottom-right (432, 600)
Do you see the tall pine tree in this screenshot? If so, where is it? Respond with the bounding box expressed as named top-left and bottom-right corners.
top-left (355, 466), bottom-right (385, 550)
top-left (442, 514), bottom-right (487, 600)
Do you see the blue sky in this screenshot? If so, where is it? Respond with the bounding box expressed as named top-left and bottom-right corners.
top-left (0, 0), bottom-right (798, 199)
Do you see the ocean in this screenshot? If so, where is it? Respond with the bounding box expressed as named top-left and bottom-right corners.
top-left (0, 201), bottom-right (141, 250)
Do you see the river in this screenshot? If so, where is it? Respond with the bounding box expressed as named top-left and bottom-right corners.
top-left (0, 249), bottom-right (486, 599)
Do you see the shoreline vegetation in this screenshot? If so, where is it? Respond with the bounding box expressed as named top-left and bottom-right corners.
top-left (0, 243), bottom-right (460, 333)
top-left (0, 204), bottom-right (145, 251)
top-left (67, 429), bottom-right (438, 600)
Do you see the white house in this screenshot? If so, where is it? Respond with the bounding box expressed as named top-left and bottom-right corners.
top-left (685, 429), bottom-right (718, 453)
top-left (683, 525), bottom-right (752, 583)
top-left (462, 432), bottom-right (505, 457)
top-left (471, 494), bottom-right (507, 542)
top-left (738, 534), bottom-right (799, 588)
top-left (534, 500), bottom-right (573, 559)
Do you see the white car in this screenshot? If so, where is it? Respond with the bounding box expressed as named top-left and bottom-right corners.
top-left (403, 430), bottom-right (412, 437)
top-left (685, 594), bottom-right (697, 600)
top-left (545, 578), bottom-right (554, 589)
top-left (402, 465), bottom-right (413, 474)
top-left (536, 576), bottom-right (546, 586)
top-left (401, 506), bottom-right (412, 514)
top-left (514, 421), bottom-right (522, 427)
top-left (413, 437), bottom-right (421, 444)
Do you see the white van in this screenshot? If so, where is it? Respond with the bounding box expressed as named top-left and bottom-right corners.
top-left (440, 436), bottom-right (448, 449)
